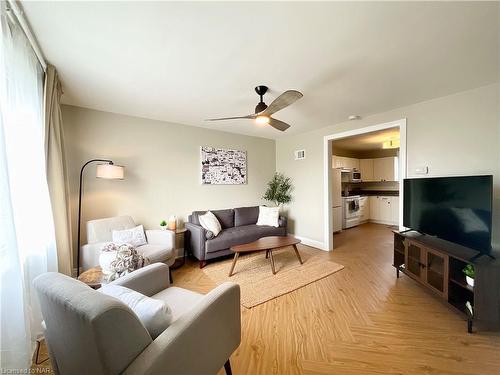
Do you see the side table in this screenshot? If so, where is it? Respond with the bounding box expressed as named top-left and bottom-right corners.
top-left (169, 228), bottom-right (188, 270)
top-left (78, 266), bottom-right (106, 289)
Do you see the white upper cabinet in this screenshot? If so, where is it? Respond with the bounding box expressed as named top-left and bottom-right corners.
top-left (346, 157), bottom-right (360, 171)
top-left (334, 155), bottom-right (398, 181)
top-left (332, 155), bottom-right (360, 170)
top-left (359, 159), bottom-right (374, 181)
top-left (332, 155), bottom-right (343, 168)
top-left (372, 157), bottom-right (398, 182)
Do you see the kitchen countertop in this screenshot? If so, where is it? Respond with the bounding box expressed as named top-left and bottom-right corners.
top-left (344, 190), bottom-right (399, 197)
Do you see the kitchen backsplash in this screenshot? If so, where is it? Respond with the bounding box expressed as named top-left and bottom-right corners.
top-left (343, 181), bottom-right (399, 191)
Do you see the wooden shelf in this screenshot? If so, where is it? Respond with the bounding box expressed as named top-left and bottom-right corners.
top-left (448, 299), bottom-right (468, 315)
top-left (449, 277), bottom-right (474, 293)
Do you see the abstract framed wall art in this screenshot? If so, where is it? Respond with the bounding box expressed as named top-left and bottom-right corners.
top-left (200, 146), bottom-right (247, 184)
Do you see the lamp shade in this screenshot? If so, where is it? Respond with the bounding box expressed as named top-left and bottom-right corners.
top-left (96, 163), bottom-right (124, 179)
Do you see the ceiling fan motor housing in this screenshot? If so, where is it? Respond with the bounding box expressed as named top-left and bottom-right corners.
top-left (255, 101), bottom-right (268, 114)
top-left (254, 85), bottom-right (269, 113)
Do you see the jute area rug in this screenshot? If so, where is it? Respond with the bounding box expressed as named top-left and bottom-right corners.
top-left (201, 245), bottom-right (344, 308)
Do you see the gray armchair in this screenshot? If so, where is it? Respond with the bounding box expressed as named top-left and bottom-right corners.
top-left (34, 263), bottom-right (241, 375)
top-left (81, 215), bottom-right (176, 272)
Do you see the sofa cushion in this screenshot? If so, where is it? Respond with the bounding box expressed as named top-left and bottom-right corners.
top-left (112, 225), bottom-right (147, 247)
top-left (234, 206), bottom-right (259, 227)
top-left (191, 209), bottom-right (234, 229)
top-left (256, 206), bottom-right (280, 227)
top-left (205, 224), bottom-right (286, 253)
top-left (137, 244), bottom-right (174, 264)
top-left (152, 287), bottom-right (203, 322)
top-left (99, 284), bottom-right (173, 339)
top-left (87, 215), bottom-right (136, 243)
top-left (198, 211), bottom-right (222, 236)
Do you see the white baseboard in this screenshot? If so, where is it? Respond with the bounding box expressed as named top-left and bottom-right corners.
top-left (369, 219), bottom-right (398, 226)
top-left (293, 235), bottom-right (327, 251)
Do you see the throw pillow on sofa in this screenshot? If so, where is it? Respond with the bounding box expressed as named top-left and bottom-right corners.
top-left (198, 211), bottom-right (222, 236)
top-left (112, 225), bottom-right (147, 247)
top-left (256, 206), bottom-right (280, 227)
top-left (99, 284), bottom-right (172, 339)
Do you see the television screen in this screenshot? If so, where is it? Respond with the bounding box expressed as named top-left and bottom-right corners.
top-left (403, 175), bottom-right (493, 253)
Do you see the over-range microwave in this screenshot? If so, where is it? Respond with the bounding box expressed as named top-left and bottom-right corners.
top-left (351, 171), bottom-right (361, 182)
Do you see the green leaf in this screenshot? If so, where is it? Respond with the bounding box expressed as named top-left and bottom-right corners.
top-left (263, 172), bottom-right (293, 206)
top-left (463, 264), bottom-right (474, 278)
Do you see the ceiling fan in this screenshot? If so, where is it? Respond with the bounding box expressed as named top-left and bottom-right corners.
top-left (205, 85), bottom-right (303, 131)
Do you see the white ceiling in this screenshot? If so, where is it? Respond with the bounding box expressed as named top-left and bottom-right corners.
top-left (22, 1), bottom-right (499, 139)
top-left (332, 128), bottom-right (399, 151)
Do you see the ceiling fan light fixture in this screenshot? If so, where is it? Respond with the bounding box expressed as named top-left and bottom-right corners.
top-left (255, 115), bottom-right (270, 125)
top-left (382, 139), bottom-right (400, 149)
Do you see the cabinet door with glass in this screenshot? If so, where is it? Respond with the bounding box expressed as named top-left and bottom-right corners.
top-left (405, 241), bottom-right (424, 280)
top-left (425, 248), bottom-right (449, 298)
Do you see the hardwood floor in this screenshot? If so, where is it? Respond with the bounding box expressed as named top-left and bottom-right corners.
top-left (33, 223), bottom-right (500, 374)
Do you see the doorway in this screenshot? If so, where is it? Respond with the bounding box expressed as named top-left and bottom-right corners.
top-left (323, 119), bottom-right (407, 250)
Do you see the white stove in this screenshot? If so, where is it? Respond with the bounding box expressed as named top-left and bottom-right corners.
top-left (342, 195), bottom-right (361, 229)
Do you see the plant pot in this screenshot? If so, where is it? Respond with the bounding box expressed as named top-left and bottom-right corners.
top-left (160, 226), bottom-right (167, 230)
top-left (466, 276), bottom-right (474, 287)
top-left (99, 251), bottom-right (117, 275)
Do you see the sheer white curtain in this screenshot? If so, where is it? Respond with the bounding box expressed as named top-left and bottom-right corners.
top-left (0, 3), bottom-right (58, 371)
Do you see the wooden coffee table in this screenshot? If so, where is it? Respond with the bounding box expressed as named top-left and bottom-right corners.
top-left (229, 235), bottom-right (303, 276)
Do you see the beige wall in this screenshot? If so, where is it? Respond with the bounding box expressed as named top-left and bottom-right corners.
top-left (276, 84), bottom-right (500, 247)
top-left (62, 105), bottom-right (276, 261)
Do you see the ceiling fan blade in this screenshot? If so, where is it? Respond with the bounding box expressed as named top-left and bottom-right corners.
top-left (262, 90), bottom-right (303, 116)
top-left (205, 114), bottom-right (255, 121)
top-left (269, 118), bottom-right (291, 132)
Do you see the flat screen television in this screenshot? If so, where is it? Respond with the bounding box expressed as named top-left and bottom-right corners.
top-left (403, 175), bottom-right (493, 254)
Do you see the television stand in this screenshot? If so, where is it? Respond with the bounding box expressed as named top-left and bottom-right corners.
top-left (393, 230), bottom-right (500, 333)
top-left (470, 252), bottom-right (496, 262)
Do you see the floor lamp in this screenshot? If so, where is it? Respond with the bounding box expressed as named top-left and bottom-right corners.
top-left (76, 159), bottom-right (125, 276)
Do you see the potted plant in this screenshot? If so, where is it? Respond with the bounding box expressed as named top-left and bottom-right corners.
top-left (263, 172), bottom-right (293, 208)
top-left (463, 264), bottom-right (474, 287)
top-left (160, 220), bottom-right (167, 230)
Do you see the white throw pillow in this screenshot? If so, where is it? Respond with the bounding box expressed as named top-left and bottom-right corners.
top-left (198, 211), bottom-right (222, 236)
top-left (256, 206), bottom-right (280, 227)
top-left (112, 225), bottom-right (147, 247)
top-left (99, 284), bottom-right (172, 339)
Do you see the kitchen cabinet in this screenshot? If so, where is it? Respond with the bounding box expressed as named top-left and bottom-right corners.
top-left (373, 157), bottom-right (398, 182)
top-left (379, 197), bottom-right (392, 222)
top-left (332, 155), bottom-right (359, 170)
top-left (359, 196), bottom-right (370, 223)
top-left (390, 196), bottom-right (399, 223)
top-left (359, 159), bottom-right (374, 181)
top-left (334, 155), bottom-right (398, 180)
top-left (332, 155), bottom-right (343, 169)
top-left (369, 195), bottom-right (399, 225)
top-left (369, 196), bottom-right (379, 222)
top-left (345, 157), bottom-right (360, 171)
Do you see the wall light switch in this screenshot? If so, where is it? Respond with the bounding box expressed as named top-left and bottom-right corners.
top-left (415, 166), bottom-right (429, 175)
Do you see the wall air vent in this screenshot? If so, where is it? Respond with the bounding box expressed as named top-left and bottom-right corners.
top-left (295, 149), bottom-right (306, 160)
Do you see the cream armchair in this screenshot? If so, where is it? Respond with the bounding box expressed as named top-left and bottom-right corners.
top-left (81, 215), bottom-right (176, 272)
top-left (34, 263), bottom-right (241, 375)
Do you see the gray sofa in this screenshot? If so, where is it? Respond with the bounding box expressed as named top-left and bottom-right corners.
top-left (186, 206), bottom-right (287, 268)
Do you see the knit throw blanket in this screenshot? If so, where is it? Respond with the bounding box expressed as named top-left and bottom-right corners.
top-left (101, 243), bottom-right (148, 282)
